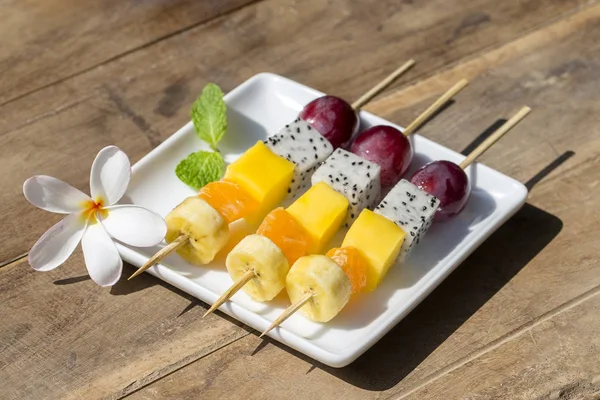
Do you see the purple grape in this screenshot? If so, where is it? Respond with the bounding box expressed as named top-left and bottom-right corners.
top-left (410, 160), bottom-right (471, 221)
top-left (299, 96), bottom-right (359, 149)
top-left (350, 125), bottom-right (413, 187)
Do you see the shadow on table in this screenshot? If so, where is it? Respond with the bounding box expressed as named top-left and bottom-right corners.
top-left (406, 99), bottom-right (456, 135)
top-left (256, 148), bottom-right (573, 390)
top-left (460, 119), bottom-right (507, 155)
top-left (326, 202), bottom-right (562, 390)
top-left (109, 264), bottom-right (162, 295)
top-left (54, 275), bottom-right (91, 285)
top-left (52, 260), bottom-right (174, 297)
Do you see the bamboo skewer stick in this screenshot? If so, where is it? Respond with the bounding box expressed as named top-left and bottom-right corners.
top-left (128, 234), bottom-right (189, 280)
top-left (260, 293), bottom-right (313, 338)
top-left (260, 106), bottom-right (532, 338)
top-left (351, 59), bottom-right (416, 110)
top-left (459, 106), bottom-right (532, 169)
top-left (128, 60), bottom-right (417, 282)
top-left (203, 270), bottom-right (255, 317)
top-left (402, 79), bottom-right (469, 137)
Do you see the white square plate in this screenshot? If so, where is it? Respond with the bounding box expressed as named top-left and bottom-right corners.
top-left (117, 73), bottom-right (527, 368)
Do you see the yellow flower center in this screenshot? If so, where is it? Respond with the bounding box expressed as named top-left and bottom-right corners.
top-left (80, 198), bottom-right (109, 224)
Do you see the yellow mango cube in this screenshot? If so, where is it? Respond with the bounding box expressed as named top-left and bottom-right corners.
top-left (224, 141), bottom-right (295, 223)
top-left (287, 182), bottom-right (349, 253)
top-left (342, 209), bottom-right (405, 291)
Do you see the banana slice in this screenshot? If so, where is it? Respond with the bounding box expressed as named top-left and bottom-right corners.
top-left (165, 196), bottom-right (229, 265)
top-left (286, 255), bottom-right (351, 322)
top-left (226, 234), bottom-right (290, 302)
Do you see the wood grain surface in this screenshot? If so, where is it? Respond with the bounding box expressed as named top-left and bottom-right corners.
top-left (0, 0), bottom-right (256, 105)
top-left (127, 288), bottom-right (600, 400)
top-left (1, 0), bottom-right (599, 399)
top-left (0, 256), bottom-right (248, 400)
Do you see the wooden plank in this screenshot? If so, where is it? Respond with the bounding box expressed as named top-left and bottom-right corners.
top-left (0, 0), bottom-right (589, 264)
top-left (0, 256), bottom-right (248, 400)
top-left (0, 0), bottom-right (256, 105)
top-left (126, 6), bottom-right (600, 398)
top-left (128, 335), bottom-right (371, 400)
top-left (396, 288), bottom-right (600, 400)
top-left (128, 287), bottom-right (600, 400)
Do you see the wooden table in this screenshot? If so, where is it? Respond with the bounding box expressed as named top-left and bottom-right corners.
top-left (2, 1), bottom-right (600, 399)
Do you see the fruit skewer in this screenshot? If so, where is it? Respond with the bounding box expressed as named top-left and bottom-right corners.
top-left (203, 81), bottom-right (470, 316)
top-left (128, 60), bottom-right (416, 280)
top-left (262, 106), bottom-right (531, 336)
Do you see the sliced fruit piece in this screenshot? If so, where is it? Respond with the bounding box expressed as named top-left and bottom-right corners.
top-left (326, 247), bottom-right (368, 294)
top-left (286, 254), bottom-right (351, 322)
top-left (165, 196), bottom-right (229, 265)
top-left (342, 209), bottom-right (405, 291)
top-left (264, 119), bottom-right (333, 199)
top-left (311, 148), bottom-right (381, 227)
top-left (224, 141), bottom-right (295, 223)
top-left (213, 219), bottom-right (256, 263)
top-left (375, 179), bottom-right (440, 258)
top-left (286, 182), bottom-right (349, 253)
top-left (226, 234), bottom-right (290, 302)
top-left (199, 180), bottom-right (259, 224)
top-left (257, 207), bottom-right (311, 265)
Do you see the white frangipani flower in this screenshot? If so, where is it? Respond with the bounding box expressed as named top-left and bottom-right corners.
top-left (23, 146), bottom-right (167, 286)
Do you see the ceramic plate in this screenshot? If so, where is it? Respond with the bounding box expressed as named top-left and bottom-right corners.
top-left (117, 73), bottom-right (527, 368)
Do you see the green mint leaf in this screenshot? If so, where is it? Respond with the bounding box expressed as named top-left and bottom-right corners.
top-left (191, 83), bottom-right (227, 151)
top-left (175, 150), bottom-right (225, 189)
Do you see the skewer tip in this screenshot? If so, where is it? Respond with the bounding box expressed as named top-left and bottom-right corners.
top-left (127, 234), bottom-right (189, 280)
top-left (203, 270), bottom-right (255, 318)
top-left (203, 307), bottom-right (215, 318)
top-left (402, 78), bottom-right (470, 137)
top-left (259, 293), bottom-right (313, 338)
top-left (459, 105), bottom-right (532, 169)
top-left (127, 270), bottom-right (141, 281)
top-left (350, 59), bottom-right (416, 110)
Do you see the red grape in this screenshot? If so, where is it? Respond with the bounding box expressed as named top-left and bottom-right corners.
top-left (299, 96), bottom-right (358, 149)
top-left (409, 160), bottom-right (470, 221)
top-left (350, 125), bottom-right (413, 186)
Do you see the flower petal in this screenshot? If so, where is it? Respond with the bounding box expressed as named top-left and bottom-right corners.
top-left (23, 175), bottom-right (90, 214)
top-left (81, 222), bottom-right (123, 286)
top-left (28, 214), bottom-right (87, 271)
top-left (100, 205), bottom-right (167, 247)
top-left (89, 146), bottom-right (131, 205)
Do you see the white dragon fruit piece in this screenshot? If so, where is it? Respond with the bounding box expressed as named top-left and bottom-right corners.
top-left (311, 148), bottom-right (381, 227)
top-left (265, 119), bottom-right (333, 199)
top-left (374, 179), bottom-right (440, 259)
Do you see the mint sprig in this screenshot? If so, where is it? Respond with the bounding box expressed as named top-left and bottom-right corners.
top-left (176, 151), bottom-right (225, 189)
top-left (175, 83), bottom-right (227, 189)
top-left (191, 83), bottom-right (227, 151)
